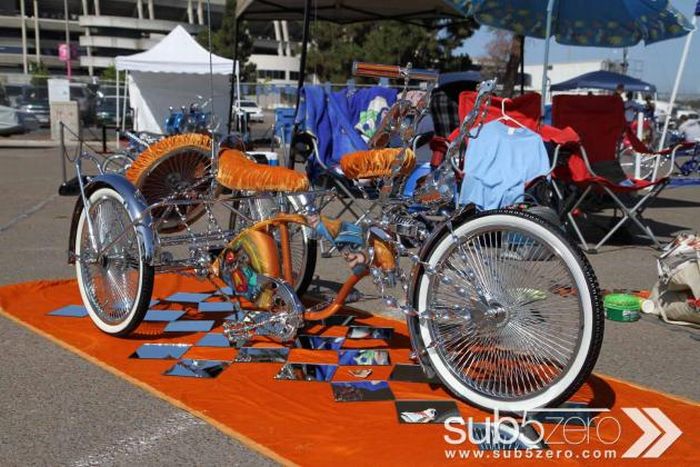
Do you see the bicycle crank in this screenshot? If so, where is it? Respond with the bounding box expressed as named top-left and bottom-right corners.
top-left (222, 276), bottom-right (305, 345)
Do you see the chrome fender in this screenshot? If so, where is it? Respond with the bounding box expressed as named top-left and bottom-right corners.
top-left (68, 174), bottom-right (156, 266)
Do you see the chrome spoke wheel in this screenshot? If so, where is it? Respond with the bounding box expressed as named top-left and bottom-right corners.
top-left (75, 188), bottom-right (153, 335)
top-left (414, 210), bottom-right (603, 411)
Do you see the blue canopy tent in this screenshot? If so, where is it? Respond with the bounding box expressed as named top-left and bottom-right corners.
top-left (551, 70), bottom-right (656, 93)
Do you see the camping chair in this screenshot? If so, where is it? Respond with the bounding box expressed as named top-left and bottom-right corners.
top-left (428, 72), bottom-right (480, 167)
top-left (291, 84), bottom-right (437, 217)
top-left (290, 84), bottom-right (400, 221)
top-left (273, 107), bottom-right (296, 164)
top-left (452, 91), bottom-right (542, 135)
top-left (551, 94), bottom-right (670, 252)
top-left (448, 90), bottom-right (579, 216)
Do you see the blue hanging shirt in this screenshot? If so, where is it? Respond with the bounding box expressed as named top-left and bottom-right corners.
top-left (459, 121), bottom-right (549, 210)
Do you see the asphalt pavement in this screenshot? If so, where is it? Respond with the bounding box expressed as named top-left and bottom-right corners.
top-left (1, 145), bottom-right (699, 465)
top-left (0, 146), bottom-right (277, 466)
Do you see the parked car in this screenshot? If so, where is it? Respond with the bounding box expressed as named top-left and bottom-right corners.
top-left (0, 105), bottom-right (26, 136)
top-left (676, 109), bottom-right (699, 120)
top-left (95, 95), bottom-right (132, 127)
top-left (17, 86), bottom-right (50, 127)
top-left (95, 95), bottom-right (117, 126)
top-left (235, 99), bottom-right (264, 122)
top-left (4, 84), bottom-right (24, 108)
top-left (70, 84), bottom-right (99, 125)
top-left (11, 83), bottom-right (99, 128)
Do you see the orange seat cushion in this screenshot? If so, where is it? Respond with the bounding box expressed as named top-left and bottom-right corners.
top-left (339, 148), bottom-right (415, 180)
top-left (216, 149), bottom-right (309, 192)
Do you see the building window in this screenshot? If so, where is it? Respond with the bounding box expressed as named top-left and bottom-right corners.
top-left (257, 69), bottom-right (285, 80)
top-left (289, 71), bottom-right (300, 81)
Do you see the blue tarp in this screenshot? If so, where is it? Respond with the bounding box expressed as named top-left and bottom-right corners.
top-left (551, 70), bottom-right (656, 93)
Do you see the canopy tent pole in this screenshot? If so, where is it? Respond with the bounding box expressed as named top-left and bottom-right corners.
top-left (659, 14), bottom-right (697, 150)
top-left (286, 0), bottom-right (312, 169)
top-left (227, 16), bottom-right (240, 133)
top-left (121, 71), bottom-right (129, 131)
top-left (295, 0), bottom-right (312, 112)
top-left (236, 61), bottom-right (241, 117)
top-left (519, 34), bottom-right (525, 94)
top-left (540, 0), bottom-right (555, 117)
top-left (115, 69), bottom-right (120, 146)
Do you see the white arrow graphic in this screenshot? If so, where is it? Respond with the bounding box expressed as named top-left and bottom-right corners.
top-left (622, 407), bottom-right (682, 458)
top-left (622, 408), bottom-right (661, 458)
top-left (642, 408), bottom-right (682, 458)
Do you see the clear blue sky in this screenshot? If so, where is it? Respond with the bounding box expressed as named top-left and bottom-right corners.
top-left (458, 0), bottom-right (699, 95)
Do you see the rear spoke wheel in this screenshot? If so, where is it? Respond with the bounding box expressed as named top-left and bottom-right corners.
top-left (75, 188), bottom-right (153, 335)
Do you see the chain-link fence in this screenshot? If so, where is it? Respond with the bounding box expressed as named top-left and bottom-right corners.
top-left (1, 74), bottom-right (425, 142)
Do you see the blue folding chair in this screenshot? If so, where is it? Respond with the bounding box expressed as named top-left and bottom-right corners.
top-left (290, 84), bottom-right (399, 221)
top-left (274, 107), bottom-right (296, 164)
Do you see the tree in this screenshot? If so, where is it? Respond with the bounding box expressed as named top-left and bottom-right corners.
top-left (479, 30), bottom-right (523, 97)
top-left (307, 19), bottom-right (478, 83)
top-left (501, 35), bottom-right (523, 97)
top-left (478, 29), bottom-right (512, 79)
top-left (100, 64), bottom-right (117, 82)
top-left (437, 18), bottom-right (480, 72)
top-left (197, 0), bottom-right (256, 80)
top-left (29, 62), bottom-right (49, 86)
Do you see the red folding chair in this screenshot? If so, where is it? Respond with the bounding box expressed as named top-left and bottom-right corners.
top-left (551, 94), bottom-right (670, 252)
top-left (451, 90), bottom-right (579, 146)
top-left (429, 91), bottom-right (547, 174)
top-left (452, 91), bottom-right (542, 135)
top-left (442, 91), bottom-right (580, 210)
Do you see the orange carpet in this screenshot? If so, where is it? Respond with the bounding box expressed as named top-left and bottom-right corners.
top-left (1, 276), bottom-right (698, 465)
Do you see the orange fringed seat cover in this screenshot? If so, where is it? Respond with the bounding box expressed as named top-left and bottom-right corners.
top-left (339, 148), bottom-right (416, 180)
top-left (125, 133), bottom-right (212, 184)
top-left (216, 149), bottom-right (310, 192)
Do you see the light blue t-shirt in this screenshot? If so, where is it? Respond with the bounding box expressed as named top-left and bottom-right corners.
top-left (459, 121), bottom-right (549, 210)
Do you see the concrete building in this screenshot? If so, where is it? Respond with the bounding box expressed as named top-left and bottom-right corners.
top-left (1, 1), bottom-right (301, 85)
top-left (1, 1), bottom-right (226, 80)
top-left (249, 20), bottom-right (300, 86)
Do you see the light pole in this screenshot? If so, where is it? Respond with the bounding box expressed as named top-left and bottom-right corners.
top-left (20, 0), bottom-right (28, 74)
top-left (64, 0), bottom-right (72, 79)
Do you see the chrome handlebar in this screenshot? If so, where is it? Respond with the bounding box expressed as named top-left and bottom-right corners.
top-left (446, 78), bottom-right (498, 177)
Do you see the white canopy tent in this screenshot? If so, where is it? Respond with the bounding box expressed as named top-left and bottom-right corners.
top-left (114, 26), bottom-right (233, 134)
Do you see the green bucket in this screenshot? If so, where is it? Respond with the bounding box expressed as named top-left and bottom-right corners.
top-left (603, 293), bottom-right (641, 322)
